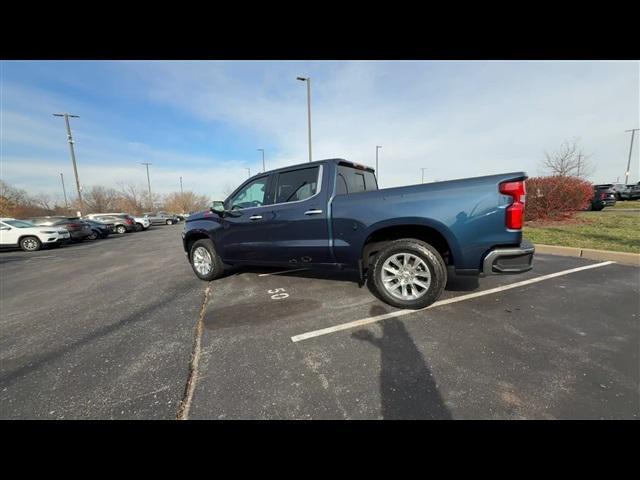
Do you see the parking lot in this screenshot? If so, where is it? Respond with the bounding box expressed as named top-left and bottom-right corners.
top-left (1, 226), bottom-right (638, 419)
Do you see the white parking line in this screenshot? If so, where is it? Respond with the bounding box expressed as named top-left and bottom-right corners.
top-left (258, 268), bottom-right (308, 277)
top-left (290, 261), bottom-right (615, 343)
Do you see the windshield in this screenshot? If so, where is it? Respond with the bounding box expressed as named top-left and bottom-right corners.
top-left (4, 220), bottom-right (35, 228)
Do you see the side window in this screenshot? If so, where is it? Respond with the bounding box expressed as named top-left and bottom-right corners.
top-left (229, 176), bottom-right (269, 210)
top-left (275, 167), bottom-right (319, 204)
top-left (336, 165), bottom-right (377, 195)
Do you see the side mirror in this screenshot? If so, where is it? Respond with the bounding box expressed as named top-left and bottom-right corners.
top-left (0, 226), bottom-right (11, 231)
top-left (210, 200), bottom-right (225, 215)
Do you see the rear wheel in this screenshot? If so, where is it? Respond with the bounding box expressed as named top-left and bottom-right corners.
top-left (116, 225), bottom-right (127, 234)
top-left (369, 239), bottom-right (447, 309)
top-left (20, 236), bottom-right (42, 252)
top-left (88, 230), bottom-right (99, 240)
top-left (166, 219), bottom-right (174, 225)
top-left (189, 238), bottom-right (224, 281)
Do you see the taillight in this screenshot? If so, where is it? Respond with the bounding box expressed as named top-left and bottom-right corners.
top-left (500, 180), bottom-right (526, 230)
top-left (599, 191), bottom-right (606, 199)
top-left (67, 223), bottom-right (81, 229)
top-left (126, 218), bottom-right (133, 224)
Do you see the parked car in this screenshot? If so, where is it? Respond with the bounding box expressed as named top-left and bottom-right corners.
top-left (0, 218), bottom-right (70, 251)
top-left (82, 219), bottom-right (114, 239)
top-left (26, 216), bottom-right (93, 242)
top-left (182, 158), bottom-right (534, 309)
top-left (620, 182), bottom-right (640, 200)
top-left (133, 216), bottom-right (151, 231)
top-left (609, 183), bottom-right (628, 200)
top-left (85, 213), bottom-right (136, 234)
top-left (144, 212), bottom-right (179, 225)
top-left (588, 185), bottom-right (617, 211)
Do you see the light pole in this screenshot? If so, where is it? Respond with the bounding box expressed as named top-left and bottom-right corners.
top-left (376, 146), bottom-right (382, 184)
top-left (257, 148), bottom-right (265, 172)
top-left (180, 176), bottom-right (185, 212)
top-left (53, 113), bottom-right (83, 214)
top-left (624, 128), bottom-right (639, 184)
top-left (59, 172), bottom-right (69, 210)
top-left (297, 76), bottom-right (312, 162)
top-left (141, 162), bottom-right (152, 209)
top-left (246, 167), bottom-right (251, 179)
top-left (421, 168), bottom-right (427, 184)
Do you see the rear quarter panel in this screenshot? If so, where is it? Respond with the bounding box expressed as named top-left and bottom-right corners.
top-left (330, 172), bottom-right (525, 271)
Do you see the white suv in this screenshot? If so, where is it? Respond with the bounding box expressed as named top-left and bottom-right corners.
top-left (0, 218), bottom-right (71, 251)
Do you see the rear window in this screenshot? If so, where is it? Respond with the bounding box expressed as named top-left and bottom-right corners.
top-left (336, 165), bottom-right (378, 195)
top-left (274, 167), bottom-right (319, 204)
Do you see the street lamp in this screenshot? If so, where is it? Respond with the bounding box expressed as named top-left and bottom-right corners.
top-left (141, 163), bottom-right (153, 209)
top-left (297, 76), bottom-right (312, 162)
top-left (53, 113), bottom-right (83, 214)
top-left (421, 168), bottom-right (427, 184)
top-left (376, 146), bottom-right (382, 184)
top-left (625, 128), bottom-right (639, 184)
top-left (246, 167), bottom-right (251, 179)
top-left (257, 148), bottom-right (265, 172)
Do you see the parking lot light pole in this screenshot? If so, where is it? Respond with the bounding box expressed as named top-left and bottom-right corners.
top-left (59, 172), bottom-right (69, 210)
top-left (421, 168), bottom-right (427, 184)
top-left (180, 176), bottom-right (185, 212)
top-left (376, 146), bottom-right (382, 184)
top-left (257, 148), bottom-right (265, 172)
top-left (246, 167), bottom-right (251, 179)
top-left (625, 128), bottom-right (639, 184)
top-left (141, 163), bottom-right (152, 209)
top-left (53, 113), bottom-right (83, 214)
top-left (297, 76), bottom-right (312, 162)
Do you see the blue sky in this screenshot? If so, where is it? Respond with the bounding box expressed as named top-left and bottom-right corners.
top-left (1, 60), bottom-right (638, 201)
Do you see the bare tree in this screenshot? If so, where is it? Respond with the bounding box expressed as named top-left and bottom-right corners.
top-left (542, 139), bottom-right (595, 179)
top-left (163, 191), bottom-right (210, 214)
top-left (116, 182), bottom-right (145, 215)
top-left (84, 186), bottom-right (120, 213)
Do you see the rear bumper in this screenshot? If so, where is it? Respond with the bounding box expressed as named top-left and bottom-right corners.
top-left (481, 239), bottom-right (535, 275)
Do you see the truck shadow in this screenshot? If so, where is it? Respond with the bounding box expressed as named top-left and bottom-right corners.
top-left (225, 265), bottom-right (479, 293)
top-left (352, 307), bottom-right (452, 420)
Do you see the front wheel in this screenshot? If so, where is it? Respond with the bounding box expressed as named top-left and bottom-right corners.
top-left (189, 239), bottom-right (224, 281)
top-left (369, 239), bottom-right (447, 309)
top-left (116, 225), bottom-right (127, 234)
top-left (166, 219), bottom-right (174, 225)
top-left (88, 230), bottom-right (99, 240)
top-left (20, 236), bottom-right (42, 252)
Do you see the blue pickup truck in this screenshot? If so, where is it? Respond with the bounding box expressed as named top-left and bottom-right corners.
top-left (182, 158), bottom-right (534, 309)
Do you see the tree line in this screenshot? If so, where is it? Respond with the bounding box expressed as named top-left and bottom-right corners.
top-left (0, 181), bottom-right (211, 218)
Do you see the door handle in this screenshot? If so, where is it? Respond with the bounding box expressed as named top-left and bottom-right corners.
top-left (249, 215), bottom-right (263, 220)
top-left (304, 209), bottom-right (323, 215)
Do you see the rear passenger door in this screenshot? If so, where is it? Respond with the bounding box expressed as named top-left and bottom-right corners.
top-left (265, 164), bottom-right (332, 265)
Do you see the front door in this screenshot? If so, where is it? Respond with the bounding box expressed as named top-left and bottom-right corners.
top-left (218, 174), bottom-right (274, 263)
top-left (266, 164), bottom-right (332, 265)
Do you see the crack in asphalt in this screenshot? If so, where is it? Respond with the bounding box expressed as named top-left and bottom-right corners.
top-left (176, 284), bottom-right (211, 420)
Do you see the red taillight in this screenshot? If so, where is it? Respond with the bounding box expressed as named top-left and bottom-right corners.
top-left (599, 191), bottom-right (606, 199)
top-left (126, 218), bottom-right (133, 224)
top-left (500, 180), bottom-right (526, 230)
top-left (67, 223), bottom-right (81, 229)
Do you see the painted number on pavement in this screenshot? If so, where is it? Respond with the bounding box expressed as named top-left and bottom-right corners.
top-left (269, 288), bottom-right (289, 300)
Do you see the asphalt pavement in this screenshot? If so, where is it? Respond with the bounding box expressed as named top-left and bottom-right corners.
top-left (1, 226), bottom-right (638, 419)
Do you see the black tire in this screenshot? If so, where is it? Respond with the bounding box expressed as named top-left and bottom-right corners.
top-left (135, 223), bottom-right (143, 231)
top-left (116, 225), bottom-right (127, 234)
top-left (88, 230), bottom-right (99, 240)
top-left (166, 219), bottom-right (174, 225)
top-left (189, 238), bottom-right (224, 281)
top-left (369, 239), bottom-right (447, 310)
top-left (20, 236), bottom-right (42, 252)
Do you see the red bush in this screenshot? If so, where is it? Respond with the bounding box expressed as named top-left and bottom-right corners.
top-left (525, 176), bottom-right (593, 221)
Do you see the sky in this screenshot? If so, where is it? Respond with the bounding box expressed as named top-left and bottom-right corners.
top-left (1, 60), bottom-right (638, 203)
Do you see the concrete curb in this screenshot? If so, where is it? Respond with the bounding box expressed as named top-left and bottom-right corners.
top-left (535, 244), bottom-right (640, 266)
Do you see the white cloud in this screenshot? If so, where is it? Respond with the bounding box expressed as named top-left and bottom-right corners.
top-left (2, 60), bottom-right (639, 203)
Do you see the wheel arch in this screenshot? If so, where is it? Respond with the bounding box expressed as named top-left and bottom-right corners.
top-left (360, 218), bottom-right (461, 269)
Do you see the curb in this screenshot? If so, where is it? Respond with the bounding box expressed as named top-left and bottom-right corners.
top-left (535, 244), bottom-right (640, 266)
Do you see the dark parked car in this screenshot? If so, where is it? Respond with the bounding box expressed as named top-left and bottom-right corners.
top-left (26, 216), bottom-right (93, 242)
top-left (588, 185), bottom-right (617, 211)
top-left (82, 219), bottom-right (114, 239)
top-left (620, 182), bottom-right (640, 200)
top-left (144, 212), bottom-right (179, 225)
top-left (183, 158), bottom-right (534, 309)
top-left (86, 214), bottom-right (137, 234)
